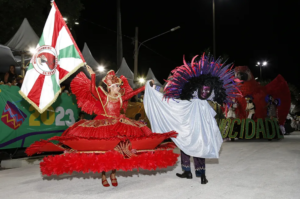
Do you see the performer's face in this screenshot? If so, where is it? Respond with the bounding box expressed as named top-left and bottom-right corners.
top-left (110, 84), bottom-right (120, 95)
top-left (199, 85), bottom-right (212, 99)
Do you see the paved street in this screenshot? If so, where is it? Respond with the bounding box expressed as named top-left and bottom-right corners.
top-left (1, 132), bottom-right (300, 199)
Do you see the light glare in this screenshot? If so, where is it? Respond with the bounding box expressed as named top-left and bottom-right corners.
top-left (29, 48), bottom-right (36, 54)
top-left (138, 78), bottom-right (145, 83)
top-left (98, 65), bottom-right (105, 72)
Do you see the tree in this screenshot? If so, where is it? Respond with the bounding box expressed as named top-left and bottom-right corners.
top-left (0, 0), bottom-right (84, 44)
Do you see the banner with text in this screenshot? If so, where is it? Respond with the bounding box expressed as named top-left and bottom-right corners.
top-left (0, 85), bottom-right (79, 149)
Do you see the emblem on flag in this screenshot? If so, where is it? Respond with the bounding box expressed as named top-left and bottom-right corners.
top-left (32, 46), bottom-right (58, 76)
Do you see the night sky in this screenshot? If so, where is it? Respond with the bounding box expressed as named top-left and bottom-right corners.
top-left (74, 0), bottom-right (300, 87)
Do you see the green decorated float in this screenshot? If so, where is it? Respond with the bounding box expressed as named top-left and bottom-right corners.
top-left (0, 85), bottom-right (79, 149)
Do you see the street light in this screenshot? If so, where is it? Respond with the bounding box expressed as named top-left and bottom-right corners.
top-left (136, 26), bottom-right (180, 54)
top-left (256, 61), bottom-right (268, 79)
top-left (134, 26), bottom-right (180, 83)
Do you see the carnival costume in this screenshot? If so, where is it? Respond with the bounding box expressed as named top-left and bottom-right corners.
top-left (245, 95), bottom-right (255, 119)
top-left (226, 99), bottom-right (238, 119)
top-left (25, 70), bottom-right (178, 176)
top-left (144, 54), bottom-right (241, 184)
top-left (265, 95), bottom-right (281, 120)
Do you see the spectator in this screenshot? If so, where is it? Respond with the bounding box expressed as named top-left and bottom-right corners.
top-left (4, 65), bottom-right (18, 84)
top-left (16, 75), bottom-right (24, 88)
top-left (138, 95), bottom-right (144, 102)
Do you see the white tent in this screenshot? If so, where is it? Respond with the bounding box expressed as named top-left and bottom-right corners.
top-left (116, 58), bottom-right (135, 88)
top-left (162, 73), bottom-right (171, 88)
top-left (5, 18), bottom-right (39, 51)
top-left (82, 43), bottom-right (100, 71)
top-left (0, 18), bottom-right (39, 74)
top-left (146, 68), bottom-right (162, 86)
top-left (0, 45), bottom-right (19, 73)
top-left (81, 42), bottom-right (105, 84)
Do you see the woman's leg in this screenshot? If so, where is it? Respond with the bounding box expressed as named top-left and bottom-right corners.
top-left (110, 169), bottom-right (118, 187)
top-left (102, 171), bottom-right (110, 187)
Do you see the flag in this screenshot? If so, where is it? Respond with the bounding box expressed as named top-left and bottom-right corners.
top-left (19, 2), bottom-right (85, 113)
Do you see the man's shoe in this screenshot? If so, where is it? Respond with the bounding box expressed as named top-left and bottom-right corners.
top-left (176, 171), bottom-right (192, 179)
top-left (201, 174), bottom-right (208, 184)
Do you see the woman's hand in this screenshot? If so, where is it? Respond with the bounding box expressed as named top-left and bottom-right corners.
top-left (86, 65), bottom-right (95, 75)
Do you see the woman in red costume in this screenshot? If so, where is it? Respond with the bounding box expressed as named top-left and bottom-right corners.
top-left (67, 65), bottom-right (152, 187)
top-left (26, 65), bottom-right (178, 187)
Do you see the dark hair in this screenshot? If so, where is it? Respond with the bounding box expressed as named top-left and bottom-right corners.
top-left (134, 113), bottom-right (142, 120)
top-left (79, 111), bottom-right (85, 116)
top-left (8, 65), bottom-right (16, 73)
top-left (179, 74), bottom-right (226, 104)
top-left (99, 81), bottom-right (108, 93)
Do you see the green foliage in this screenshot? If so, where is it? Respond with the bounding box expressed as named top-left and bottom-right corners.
top-left (0, 0), bottom-right (84, 44)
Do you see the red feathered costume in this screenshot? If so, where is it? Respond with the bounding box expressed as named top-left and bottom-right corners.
top-left (26, 71), bottom-right (178, 176)
top-left (233, 66), bottom-right (290, 125)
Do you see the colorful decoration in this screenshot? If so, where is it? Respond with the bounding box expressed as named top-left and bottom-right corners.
top-left (1, 101), bottom-right (27, 130)
top-left (164, 54), bottom-right (242, 105)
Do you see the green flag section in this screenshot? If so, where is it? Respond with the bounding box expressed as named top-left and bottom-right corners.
top-left (0, 85), bottom-right (80, 149)
top-left (220, 118), bottom-right (284, 139)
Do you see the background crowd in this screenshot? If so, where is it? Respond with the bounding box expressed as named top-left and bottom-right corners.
top-left (0, 65), bottom-right (23, 88)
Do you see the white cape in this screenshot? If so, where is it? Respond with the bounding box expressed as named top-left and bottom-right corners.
top-left (144, 81), bottom-right (223, 158)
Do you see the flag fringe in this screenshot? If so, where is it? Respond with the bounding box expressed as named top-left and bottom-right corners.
top-left (59, 62), bottom-right (85, 84)
top-left (18, 88), bottom-right (62, 114)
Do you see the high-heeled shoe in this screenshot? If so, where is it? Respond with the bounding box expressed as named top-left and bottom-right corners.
top-left (201, 174), bottom-right (208, 184)
top-left (110, 174), bottom-right (118, 187)
top-left (102, 178), bottom-right (110, 187)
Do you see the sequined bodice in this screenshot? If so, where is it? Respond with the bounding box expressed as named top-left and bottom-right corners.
top-left (104, 97), bottom-right (121, 117)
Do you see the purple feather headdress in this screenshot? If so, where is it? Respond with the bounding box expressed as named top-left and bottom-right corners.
top-left (164, 54), bottom-right (242, 104)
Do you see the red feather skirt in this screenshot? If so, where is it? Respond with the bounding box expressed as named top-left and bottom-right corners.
top-left (26, 115), bottom-right (179, 176)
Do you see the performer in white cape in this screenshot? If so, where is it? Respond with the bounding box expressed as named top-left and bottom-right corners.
top-left (144, 54), bottom-right (241, 184)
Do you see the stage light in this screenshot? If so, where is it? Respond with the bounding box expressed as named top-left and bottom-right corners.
top-left (138, 77), bottom-right (145, 83)
top-left (98, 65), bottom-right (105, 72)
top-left (29, 48), bottom-right (36, 55)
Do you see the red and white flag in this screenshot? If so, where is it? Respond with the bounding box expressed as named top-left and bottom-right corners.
top-left (19, 2), bottom-right (85, 113)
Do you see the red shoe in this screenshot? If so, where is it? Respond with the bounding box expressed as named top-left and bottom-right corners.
top-left (102, 179), bottom-right (110, 187)
top-left (110, 174), bottom-right (118, 187)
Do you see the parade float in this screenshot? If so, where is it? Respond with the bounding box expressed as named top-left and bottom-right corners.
top-left (220, 66), bottom-right (290, 139)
